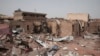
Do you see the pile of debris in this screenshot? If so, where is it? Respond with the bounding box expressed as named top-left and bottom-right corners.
top-left (0, 34), bottom-right (13, 56)
top-left (0, 30), bottom-right (100, 56)
top-left (83, 31), bottom-right (99, 39)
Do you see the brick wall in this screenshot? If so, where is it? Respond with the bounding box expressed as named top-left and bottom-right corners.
top-left (87, 21), bottom-right (100, 34)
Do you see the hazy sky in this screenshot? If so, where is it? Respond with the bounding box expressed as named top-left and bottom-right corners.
top-left (0, 0), bottom-right (100, 18)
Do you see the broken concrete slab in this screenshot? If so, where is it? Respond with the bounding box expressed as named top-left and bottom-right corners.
top-left (84, 31), bottom-right (99, 39)
top-left (47, 36), bottom-right (74, 42)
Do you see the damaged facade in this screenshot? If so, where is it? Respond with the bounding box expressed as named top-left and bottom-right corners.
top-left (7, 11), bottom-right (99, 37)
top-left (11, 9), bottom-right (47, 34)
top-left (47, 19), bottom-right (81, 37)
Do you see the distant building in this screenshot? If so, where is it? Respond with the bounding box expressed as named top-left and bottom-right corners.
top-left (0, 14), bottom-right (13, 23)
top-left (14, 9), bottom-right (47, 21)
top-left (65, 13), bottom-right (89, 22)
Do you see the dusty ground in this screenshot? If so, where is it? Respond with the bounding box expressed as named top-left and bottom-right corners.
top-left (53, 37), bottom-right (100, 56)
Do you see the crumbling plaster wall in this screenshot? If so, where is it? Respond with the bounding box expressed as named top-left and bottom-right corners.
top-left (47, 19), bottom-right (80, 37)
top-left (47, 20), bottom-right (58, 35)
top-left (10, 21), bottom-right (34, 33)
top-left (59, 20), bottom-right (73, 37)
top-left (10, 20), bottom-right (44, 34)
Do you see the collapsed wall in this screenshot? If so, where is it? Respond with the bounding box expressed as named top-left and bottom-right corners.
top-left (47, 19), bottom-right (58, 35)
top-left (59, 20), bottom-right (73, 37)
top-left (47, 19), bottom-right (81, 37)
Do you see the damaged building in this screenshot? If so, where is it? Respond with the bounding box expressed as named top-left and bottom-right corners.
top-left (86, 19), bottom-right (100, 35)
top-left (47, 19), bottom-right (81, 37)
top-left (10, 11), bottom-right (95, 37)
top-left (11, 9), bottom-right (48, 34)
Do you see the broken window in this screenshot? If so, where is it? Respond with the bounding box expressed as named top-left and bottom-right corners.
top-left (23, 13), bottom-right (27, 16)
top-left (72, 25), bottom-right (74, 32)
top-left (42, 15), bottom-right (45, 17)
top-left (87, 23), bottom-right (89, 27)
top-left (33, 25), bottom-right (41, 33)
top-left (16, 25), bottom-right (20, 28)
top-left (27, 25), bottom-right (29, 30)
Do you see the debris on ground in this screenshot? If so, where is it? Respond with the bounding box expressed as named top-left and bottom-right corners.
top-left (0, 32), bottom-right (100, 56)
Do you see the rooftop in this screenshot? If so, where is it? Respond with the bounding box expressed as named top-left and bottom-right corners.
top-left (15, 9), bottom-right (46, 15)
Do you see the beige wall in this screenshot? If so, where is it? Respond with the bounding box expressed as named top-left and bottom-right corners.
top-left (66, 13), bottom-right (89, 22)
top-left (47, 20), bottom-right (57, 35)
top-left (14, 12), bottom-right (23, 20)
top-left (10, 21), bottom-right (34, 33)
top-left (60, 20), bottom-right (73, 37)
top-left (47, 19), bottom-right (73, 37)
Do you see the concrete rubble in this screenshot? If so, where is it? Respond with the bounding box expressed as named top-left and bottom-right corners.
top-left (83, 31), bottom-right (99, 39)
top-left (0, 31), bottom-right (100, 56)
top-left (47, 35), bottom-right (74, 42)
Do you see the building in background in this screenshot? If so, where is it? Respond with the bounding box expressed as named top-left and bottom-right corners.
top-left (66, 13), bottom-right (89, 22)
top-left (11, 9), bottom-right (47, 34)
top-left (0, 14), bottom-right (13, 23)
top-left (14, 9), bottom-right (46, 21)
